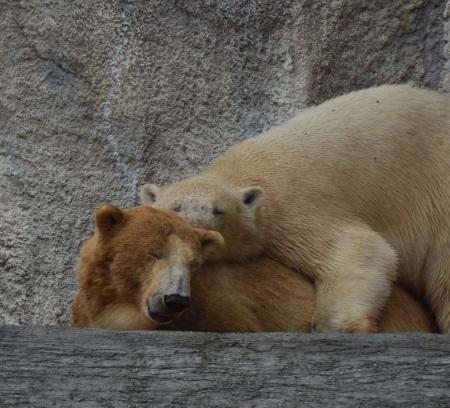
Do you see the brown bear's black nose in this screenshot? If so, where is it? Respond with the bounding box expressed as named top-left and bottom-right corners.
top-left (163, 294), bottom-right (190, 313)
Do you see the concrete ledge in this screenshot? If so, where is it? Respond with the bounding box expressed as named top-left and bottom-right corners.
top-left (0, 326), bottom-right (449, 407)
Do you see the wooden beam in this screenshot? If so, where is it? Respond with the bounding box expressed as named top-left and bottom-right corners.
top-left (0, 326), bottom-right (449, 407)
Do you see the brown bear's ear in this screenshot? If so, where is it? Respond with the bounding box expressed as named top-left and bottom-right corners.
top-left (195, 229), bottom-right (225, 260)
top-left (95, 204), bottom-right (124, 237)
top-left (140, 184), bottom-right (160, 206)
top-left (241, 186), bottom-right (265, 209)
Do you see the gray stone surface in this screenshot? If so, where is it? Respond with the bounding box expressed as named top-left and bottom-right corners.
top-left (1, 0), bottom-right (449, 325)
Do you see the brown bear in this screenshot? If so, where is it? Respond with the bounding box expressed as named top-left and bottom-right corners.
top-left (141, 85), bottom-right (450, 334)
top-left (72, 204), bottom-right (224, 329)
top-left (72, 204), bottom-right (437, 333)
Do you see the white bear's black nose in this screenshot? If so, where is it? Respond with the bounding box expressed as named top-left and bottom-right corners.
top-left (163, 294), bottom-right (190, 313)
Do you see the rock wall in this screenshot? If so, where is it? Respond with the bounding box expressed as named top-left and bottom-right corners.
top-left (1, 0), bottom-right (449, 325)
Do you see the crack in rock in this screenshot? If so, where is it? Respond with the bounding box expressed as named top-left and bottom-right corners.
top-left (102, 1), bottom-right (137, 199)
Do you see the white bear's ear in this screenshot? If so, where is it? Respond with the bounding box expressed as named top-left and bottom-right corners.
top-left (241, 186), bottom-right (265, 209)
top-left (96, 204), bottom-right (124, 237)
top-left (140, 184), bottom-right (160, 206)
top-left (195, 229), bottom-right (225, 260)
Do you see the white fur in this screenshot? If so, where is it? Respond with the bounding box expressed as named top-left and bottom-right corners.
top-left (142, 85), bottom-right (450, 333)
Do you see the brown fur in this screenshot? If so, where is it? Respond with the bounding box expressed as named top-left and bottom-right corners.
top-left (141, 85), bottom-right (450, 333)
top-left (73, 204), bottom-right (223, 329)
top-left (72, 205), bottom-right (438, 333)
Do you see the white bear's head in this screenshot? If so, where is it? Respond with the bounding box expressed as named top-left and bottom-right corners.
top-left (140, 177), bottom-right (267, 261)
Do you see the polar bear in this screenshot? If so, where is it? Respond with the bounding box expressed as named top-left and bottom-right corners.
top-left (72, 204), bottom-right (437, 333)
top-left (141, 85), bottom-right (450, 333)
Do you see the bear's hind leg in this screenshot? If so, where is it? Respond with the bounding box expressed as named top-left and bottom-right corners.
top-left (311, 225), bottom-right (399, 333)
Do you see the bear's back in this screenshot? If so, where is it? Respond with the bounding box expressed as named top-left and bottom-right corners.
top-left (208, 85), bottom-right (450, 181)
top-left (205, 84), bottom-right (450, 235)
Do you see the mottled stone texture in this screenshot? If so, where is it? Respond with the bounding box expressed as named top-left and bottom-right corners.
top-left (0, 0), bottom-right (448, 325)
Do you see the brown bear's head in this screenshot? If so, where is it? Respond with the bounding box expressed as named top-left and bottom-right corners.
top-left (71, 204), bottom-right (224, 330)
top-left (140, 177), bottom-right (266, 261)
